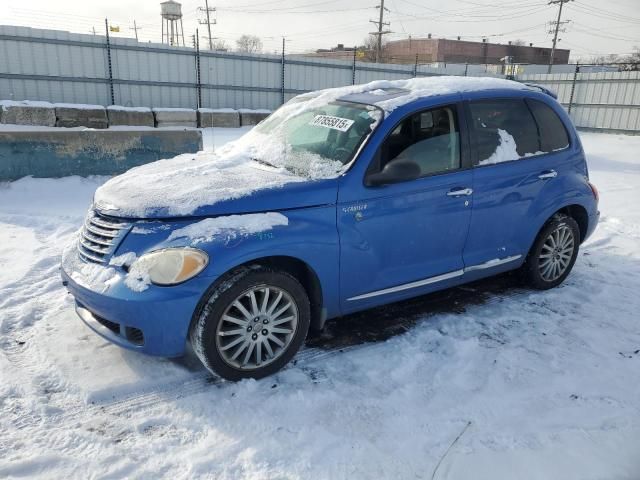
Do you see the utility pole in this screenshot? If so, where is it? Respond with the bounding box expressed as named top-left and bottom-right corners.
top-left (548, 0), bottom-right (572, 73)
top-left (198, 0), bottom-right (216, 50)
top-left (130, 20), bottom-right (142, 42)
top-left (369, 0), bottom-right (391, 63)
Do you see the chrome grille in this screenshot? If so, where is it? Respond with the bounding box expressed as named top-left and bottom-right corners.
top-left (77, 210), bottom-right (131, 264)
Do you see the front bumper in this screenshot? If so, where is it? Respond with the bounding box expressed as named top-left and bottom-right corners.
top-left (61, 267), bottom-right (215, 357)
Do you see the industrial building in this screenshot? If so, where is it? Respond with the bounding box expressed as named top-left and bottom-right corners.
top-left (304, 37), bottom-right (570, 66)
top-left (384, 37), bottom-right (570, 65)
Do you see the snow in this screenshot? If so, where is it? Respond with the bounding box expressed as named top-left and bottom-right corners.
top-left (152, 107), bottom-right (196, 113)
top-left (106, 105), bottom-right (152, 112)
top-left (53, 102), bottom-right (105, 110)
top-left (0, 99), bottom-right (54, 110)
top-left (198, 108), bottom-right (239, 113)
top-left (478, 129), bottom-right (520, 165)
top-left (300, 76), bottom-right (530, 116)
top-left (238, 108), bottom-right (272, 114)
top-left (1, 129), bottom-right (640, 479)
top-left (167, 212), bottom-right (289, 244)
top-left (94, 119), bottom-right (347, 217)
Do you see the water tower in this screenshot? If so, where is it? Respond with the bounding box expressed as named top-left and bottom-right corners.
top-left (161, 0), bottom-right (185, 46)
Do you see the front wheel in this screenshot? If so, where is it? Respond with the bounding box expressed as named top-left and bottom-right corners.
top-left (190, 267), bottom-right (310, 381)
top-left (521, 213), bottom-right (580, 290)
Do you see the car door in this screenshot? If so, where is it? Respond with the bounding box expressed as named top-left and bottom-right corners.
top-left (337, 102), bottom-right (473, 312)
top-left (462, 96), bottom-right (571, 270)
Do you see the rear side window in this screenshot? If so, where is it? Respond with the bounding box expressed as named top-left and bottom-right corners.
top-left (469, 99), bottom-right (541, 165)
top-left (527, 99), bottom-right (569, 152)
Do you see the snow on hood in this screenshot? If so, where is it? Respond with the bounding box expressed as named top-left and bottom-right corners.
top-left (95, 76), bottom-right (528, 218)
top-left (94, 146), bottom-right (307, 218)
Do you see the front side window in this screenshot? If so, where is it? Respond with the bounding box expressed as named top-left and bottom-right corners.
top-left (469, 99), bottom-right (542, 166)
top-left (373, 105), bottom-right (461, 179)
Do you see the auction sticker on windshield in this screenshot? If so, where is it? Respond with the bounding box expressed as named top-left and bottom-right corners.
top-left (309, 115), bottom-right (355, 132)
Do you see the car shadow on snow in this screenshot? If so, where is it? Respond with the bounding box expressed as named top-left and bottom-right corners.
top-left (170, 272), bottom-right (523, 377)
top-left (305, 272), bottom-right (522, 351)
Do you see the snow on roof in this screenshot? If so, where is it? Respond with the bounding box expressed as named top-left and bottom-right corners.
top-left (336, 76), bottom-right (530, 113)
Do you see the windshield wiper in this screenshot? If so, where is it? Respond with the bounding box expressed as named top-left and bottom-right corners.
top-left (251, 157), bottom-right (277, 168)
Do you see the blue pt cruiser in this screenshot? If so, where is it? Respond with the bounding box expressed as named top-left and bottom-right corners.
top-left (62, 77), bottom-right (599, 380)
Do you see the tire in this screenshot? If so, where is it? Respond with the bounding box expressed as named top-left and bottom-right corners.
top-left (521, 213), bottom-right (580, 290)
top-left (190, 266), bottom-right (310, 381)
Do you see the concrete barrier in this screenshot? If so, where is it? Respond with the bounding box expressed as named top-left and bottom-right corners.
top-left (239, 109), bottom-right (271, 126)
top-left (0, 129), bottom-right (202, 180)
top-left (0, 100), bottom-right (56, 126)
top-left (197, 108), bottom-right (241, 128)
top-left (107, 106), bottom-right (154, 127)
top-left (55, 104), bottom-right (108, 129)
top-left (153, 108), bottom-right (197, 128)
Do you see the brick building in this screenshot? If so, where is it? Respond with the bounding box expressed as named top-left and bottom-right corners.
top-left (384, 37), bottom-right (570, 65)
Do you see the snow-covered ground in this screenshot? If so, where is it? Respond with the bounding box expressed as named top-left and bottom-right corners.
top-left (0, 129), bottom-right (639, 479)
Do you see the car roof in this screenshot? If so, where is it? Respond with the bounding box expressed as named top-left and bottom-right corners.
top-left (331, 76), bottom-right (553, 112)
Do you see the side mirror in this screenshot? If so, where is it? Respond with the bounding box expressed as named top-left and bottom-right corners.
top-left (366, 159), bottom-right (421, 186)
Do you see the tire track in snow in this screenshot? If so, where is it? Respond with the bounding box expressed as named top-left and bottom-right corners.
top-left (5, 280), bottom-right (530, 425)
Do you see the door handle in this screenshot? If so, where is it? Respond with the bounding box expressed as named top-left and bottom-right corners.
top-left (538, 170), bottom-right (558, 180)
top-left (447, 187), bottom-right (473, 197)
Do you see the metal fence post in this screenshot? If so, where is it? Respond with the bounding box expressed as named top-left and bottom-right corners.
top-left (281, 37), bottom-right (286, 105)
top-left (104, 18), bottom-right (115, 105)
top-left (464, 62), bottom-right (468, 76)
top-left (195, 29), bottom-right (202, 109)
top-left (352, 47), bottom-right (357, 85)
top-left (568, 63), bottom-right (579, 115)
top-left (413, 54), bottom-right (418, 77)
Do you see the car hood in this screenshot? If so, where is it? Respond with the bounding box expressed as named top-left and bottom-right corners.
top-left (93, 148), bottom-right (340, 219)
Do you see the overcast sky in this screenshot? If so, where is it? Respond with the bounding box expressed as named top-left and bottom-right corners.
top-left (2, 0), bottom-right (638, 60)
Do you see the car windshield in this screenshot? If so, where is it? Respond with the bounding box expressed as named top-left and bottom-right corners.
top-left (249, 99), bottom-right (381, 178)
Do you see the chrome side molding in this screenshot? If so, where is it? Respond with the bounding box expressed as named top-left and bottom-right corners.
top-left (346, 255), bottom-right (522, 301)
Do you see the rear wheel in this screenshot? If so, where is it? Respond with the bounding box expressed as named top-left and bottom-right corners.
top-left (190, 267), bottom-right (310, 381)
top-left (522, 213), bottom-right (580, 290)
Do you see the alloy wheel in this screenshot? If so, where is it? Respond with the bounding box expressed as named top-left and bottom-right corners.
top-left (538, 224), bottom-right (575, 282)
top-left (215, 285), bottom-right (299, 370)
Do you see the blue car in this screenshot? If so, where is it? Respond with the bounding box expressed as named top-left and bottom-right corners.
top-left (61, 77), bottom-right (599, 380)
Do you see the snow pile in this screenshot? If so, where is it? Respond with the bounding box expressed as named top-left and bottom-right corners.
top-left (168, 212), bottom-right (289, 244)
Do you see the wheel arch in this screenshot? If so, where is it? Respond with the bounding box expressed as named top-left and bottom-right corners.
top-left (557, 204), bottom-right (589, 243)
top-left (190, 255), bottom-right (326, 336)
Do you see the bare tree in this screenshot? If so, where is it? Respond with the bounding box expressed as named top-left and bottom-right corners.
top-left (211, 39), bottom-right (228, 51)
top-left (236, 35), bottom-right (263, 54)
top-left (620, 46), bottom-right (640, 71)
top-left (359, 34), bottom-right (388, 62)
top-left (511, 39), bottom-right (526, 46)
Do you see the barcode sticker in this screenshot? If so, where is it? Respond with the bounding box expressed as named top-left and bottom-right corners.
top-left (309, 115), bottom-right (355, 132)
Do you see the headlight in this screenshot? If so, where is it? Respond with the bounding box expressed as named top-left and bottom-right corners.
top-left (132, 248), bottom-right (208, 286)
